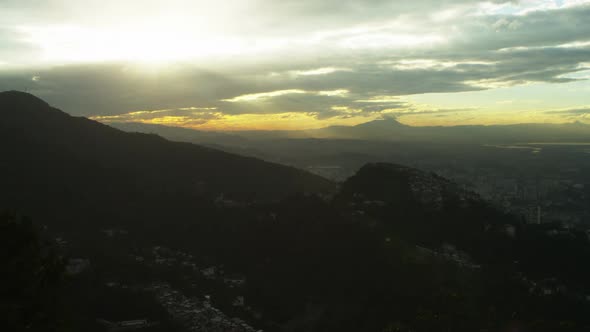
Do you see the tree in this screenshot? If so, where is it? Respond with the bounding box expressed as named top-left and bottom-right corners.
top-left (0, 212), bottom-right (63, 331)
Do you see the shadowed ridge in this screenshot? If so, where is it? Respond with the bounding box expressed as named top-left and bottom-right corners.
top-left (0, 90), bottom-right (50, 107)
top-left (0, 90), bottom-right (132, 143)
top-left (0, 92), bottom-right (336, 228)
top-left (0, 90), bottom-right (56, 118)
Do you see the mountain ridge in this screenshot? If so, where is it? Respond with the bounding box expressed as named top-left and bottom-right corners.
top-left (0, 91), bottom-right (335, 226)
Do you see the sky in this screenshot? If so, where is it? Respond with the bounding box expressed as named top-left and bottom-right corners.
top-left (1, 0), bottom-right (589, 130)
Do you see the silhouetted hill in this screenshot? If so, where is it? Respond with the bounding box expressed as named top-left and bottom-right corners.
top-left (336, 163), bottom-right (590, 284)
top-left (0, 91), bottom-right (334, 226)
top-left (335, 163), bottom-right (512, 258)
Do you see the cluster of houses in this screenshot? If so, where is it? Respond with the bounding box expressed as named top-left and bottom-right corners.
top-left (150, 283), bottom-right (260, 332)
top-left (415, 244), bottom-right (481, 269)
top-left (97, 318), bottom-right (158, 332)
top-left (65, 258), bottom-right (91, 275)
top-left (102, 228), bottom-right (129, 238)
top-left (519, 276), bottom-right (570, 297)
top-left (149, 246), bottom-right (247, 287)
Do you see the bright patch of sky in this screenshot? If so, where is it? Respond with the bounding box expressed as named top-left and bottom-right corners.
top-left (0, 0), bottom-right (589, 129)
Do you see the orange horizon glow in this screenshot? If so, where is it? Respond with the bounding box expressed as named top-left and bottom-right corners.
top-left (91, 109), bottom-right (587, 132)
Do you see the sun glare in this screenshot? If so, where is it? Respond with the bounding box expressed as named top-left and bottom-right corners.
top-left (19, 22), bottom-right (256, 65)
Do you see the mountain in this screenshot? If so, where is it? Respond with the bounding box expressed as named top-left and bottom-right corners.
top-left (0, 91), bottom-right (335, 226)
top-left (335, 163), bottom-right (509, 256)
top-left (109, 117), bottom-right (590, 147)
top-left (302, 118), bottom-right (410, 140)
top-left (307, 118), bottom-right (590, 142)
top-left (337, 163), bottom-right (590, 283)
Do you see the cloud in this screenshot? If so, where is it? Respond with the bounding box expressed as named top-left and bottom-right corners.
top-left (0, 28), bottom-right (40, 65)
top-left (90, 107), bottom-right (224, 126)
top-left (1, 1), bottom-right (590, 127)
top-left (545, 107), bottom-right (590, 115)
top-left (222, 90), bottom-right (308, 102)
top-left (382, 108), bottom-right (478, 118)
top-left (286, 67), bottom-right (352, 77)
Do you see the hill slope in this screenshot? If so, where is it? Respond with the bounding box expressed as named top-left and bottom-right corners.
top-left (0, 91), bottom-right (334, 225)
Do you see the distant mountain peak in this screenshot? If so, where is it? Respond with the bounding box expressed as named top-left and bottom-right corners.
top-left (354, 117), bottom-right (406, 129)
